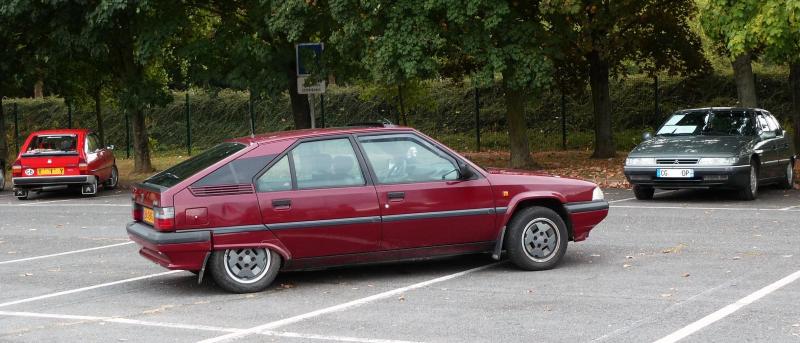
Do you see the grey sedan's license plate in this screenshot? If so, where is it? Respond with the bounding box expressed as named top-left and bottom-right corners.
top-left (657, 168), bottom-right (694, 178)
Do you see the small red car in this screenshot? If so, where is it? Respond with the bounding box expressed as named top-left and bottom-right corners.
top-left (12, 129), bottom-right (118, 199)
top-left (127, 126), bottom-right (608, 293)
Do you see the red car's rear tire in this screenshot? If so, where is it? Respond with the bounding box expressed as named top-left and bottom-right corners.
top-left (104, 165), bottom-right (119, 190)
top-left (209, 248), bottom-right (281, 293)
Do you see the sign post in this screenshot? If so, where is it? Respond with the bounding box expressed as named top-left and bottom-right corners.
top-left (296, 43), bottom-right (326, 128)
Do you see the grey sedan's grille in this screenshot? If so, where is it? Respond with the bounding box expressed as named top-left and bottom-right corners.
top-left (656, 159), bottom-right (698, 165)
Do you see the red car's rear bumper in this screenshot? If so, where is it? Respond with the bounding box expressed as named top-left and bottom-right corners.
top-left (564, 200), bottom-right (609, 241)
top-left (127, 222), bottom-right (210, 270)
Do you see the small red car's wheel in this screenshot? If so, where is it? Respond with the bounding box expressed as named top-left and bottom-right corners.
top-left (506, 206), bottom-right (568, 271)
top-left (104, 165), bottom-right (119, 190)
top-left (209, 248), bottom-right (281, 293)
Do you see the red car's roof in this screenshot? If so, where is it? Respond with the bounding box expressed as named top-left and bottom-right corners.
top-left (227, 126), bottom-right (416, 145)
top-left (28, 129), bottom-right (90, 136)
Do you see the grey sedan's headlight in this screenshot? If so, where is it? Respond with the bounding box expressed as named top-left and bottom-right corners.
top-left (697, 157), bottom-right (737, 165)
top-left (625, 157), bottom-right (656, 166)
top-left (592, 187), bottom-right (604, 201)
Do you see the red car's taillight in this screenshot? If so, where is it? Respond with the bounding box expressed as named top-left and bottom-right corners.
top-left (153, 207), bottom-right (175, 231)
top-left (132, 203), bottom-right (143, 221)
top-left (78, 158), bottom-right (88, 174)
top-left (11, 161), bottom-right (22, 177)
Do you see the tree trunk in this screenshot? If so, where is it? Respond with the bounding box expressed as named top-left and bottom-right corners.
top-left (732, 52), bottom-right (758, 107)
top-left (34, 79), bottom-right (44, 98)
top-left (93, 86), bottom-right (105, 147)
top-left (791, 62), bottom-right (800, 153)
top-left (287, 67), bottom-right (311, 129)
top-left (0, 88), bottom-right (7, 163)
top-left (130, 106), bottom-right (153, 173)
top-left (504, 84), bottom-right (534, 168)
top-left (588, 50), bottom-right (616, 158)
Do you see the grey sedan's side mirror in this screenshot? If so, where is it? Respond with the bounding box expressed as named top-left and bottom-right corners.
top-left (642, 132), bottom-right (653, 141)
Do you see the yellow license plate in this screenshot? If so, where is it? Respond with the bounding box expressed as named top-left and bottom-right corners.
top-left (37, 168), bottom-right (64, 176)
top-left (143, 208), bottom-right (155, 225)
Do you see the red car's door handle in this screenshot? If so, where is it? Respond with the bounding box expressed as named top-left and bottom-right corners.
top-left (272, 199), bottom-right (292, 210)
top-left (387, 192), bottom-right (405, 201)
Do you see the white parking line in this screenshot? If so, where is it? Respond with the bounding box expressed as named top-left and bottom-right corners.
top-left (0, 270), bottom-right (181, 308)
top-left (199, 262), bottom-right (501, 343)
top-left (611, 205), bottom-right (800, 212)
top-left (0, 241), bottom-right (134, 265)
top-left (17, 194), bottom-right (127, 206)
top-left (779, 204), bottom-right (800, 211)
top-left (0, 311), bottom-right (422, 343)
top-left (607, 191), bottom-right (678, 204)
top-left (653, 269), bottom-right (800, 343)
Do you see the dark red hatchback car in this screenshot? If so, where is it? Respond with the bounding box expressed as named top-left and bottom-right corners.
top-left (127, 126), bottom-right (608, 293)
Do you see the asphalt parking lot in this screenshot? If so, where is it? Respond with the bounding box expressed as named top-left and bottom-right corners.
top-left (0, 186), bottom-right (798, 343)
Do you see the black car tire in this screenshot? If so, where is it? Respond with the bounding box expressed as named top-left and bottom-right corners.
top-left (739, 163), bottom-right (758, 201)
top-left (506, 206), bottom-right (568, 271)
top-left (209, 248), bottom-right (281, 293)
top-left (633, 185), bottom-right (654, 200)
top-left (0, 166), bottom-right (5, 191)
top-left (778, 161), bottom-right (794, 190)
top-left (104, 165), bottom-right (119, 190)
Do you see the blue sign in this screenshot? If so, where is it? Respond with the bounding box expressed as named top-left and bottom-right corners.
top-left (296, 43), bottom-right (324, 76)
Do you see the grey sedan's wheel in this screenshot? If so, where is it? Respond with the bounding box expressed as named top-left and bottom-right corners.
top-left (778, 161), bottom-right (794, 189)
top-left (506, 207), bottom-right (568, 271)
top-left (209, 248), bottom-right (281, 293)
top-left (104, 165), bottom-right (119, 190)
top-left (633, 185), bottom-right (654, 200)
top-left (0, 167), bottom-right (5, 191)
top-left (739, 163), bottom-right (758, 201)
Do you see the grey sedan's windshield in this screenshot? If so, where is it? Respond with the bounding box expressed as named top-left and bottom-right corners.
top-left (656, 111), bottom-right (756, 136)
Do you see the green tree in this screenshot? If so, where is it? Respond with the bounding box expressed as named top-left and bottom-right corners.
top-left (542, 0), bottom-right (708, 158)
top-left (331, 0), bottom-right (553, 168)
top-left (749, 0), bottom-right (800, 151)
top-left (698, 0), bottom-right (761, 108)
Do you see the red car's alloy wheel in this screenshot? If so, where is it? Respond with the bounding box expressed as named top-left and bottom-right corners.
top-left (521, 218), bottom-right (561, 263)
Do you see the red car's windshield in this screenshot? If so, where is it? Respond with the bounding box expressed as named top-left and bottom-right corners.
top-left (23, 135), bottom-right (79, 156)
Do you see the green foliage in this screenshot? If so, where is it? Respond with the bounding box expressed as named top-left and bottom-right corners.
top-left (749, 0), bottom-right (800, 64)
top-left (698, 0), bottom-right (762, 57)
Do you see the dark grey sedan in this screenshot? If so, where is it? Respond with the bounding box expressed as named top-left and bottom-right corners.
top-left (624, 107), bottom-right (796, 200)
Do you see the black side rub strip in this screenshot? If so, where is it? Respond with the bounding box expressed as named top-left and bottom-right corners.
top-left (382, 208), bottom-right (496, 222)
top-left (127, 222), bottom-right (210, 244)
top-left (268, 216), bottom-right (382, 230)
top-left (563, 200), bottom-right (609, 213)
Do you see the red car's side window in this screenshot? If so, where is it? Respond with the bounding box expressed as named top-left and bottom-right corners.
top-left (359, 135), bottom-right (459, 184)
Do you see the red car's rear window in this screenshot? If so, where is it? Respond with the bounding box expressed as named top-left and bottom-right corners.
top-left (23, 135), bottom-right (79, 156)
top-left (144, 142), bottom-right (246, 188)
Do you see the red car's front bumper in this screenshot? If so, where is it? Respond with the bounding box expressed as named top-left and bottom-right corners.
top-left (127, 222), bottom-right (210, 270)
top-left (564, 200), bottom-right (609, 241)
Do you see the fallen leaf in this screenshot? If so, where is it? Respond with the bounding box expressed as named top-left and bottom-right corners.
top-left (661, 293), bottom-right (672, 298)
top-left (398, 296), bottom-right (405, 301)
top-left (682, 273), bottom-right (690, 278)
top-left (623, 264), bottom-right (632, 268)
top-left (625, 255), bottom-right (634, 259)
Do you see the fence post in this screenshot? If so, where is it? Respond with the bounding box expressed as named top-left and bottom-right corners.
top-left (67, 102), bottom-right (73, 129)
top-left (653, 75), bottom-right (659, 127)
top-left (185, 92), bottom-right (191, 155)
top-left (13, 103), bottom-right (19, 154)
top-left (249, 89), bottom-right (256, 135)
top-left (474, 87), bottom-right (481, 152)
top-left (561, 92), bottom-right (566, 150)
top-left (320, 94), bottom-right (326, 128)
top-left (124, 110), bottom-right (130, 159)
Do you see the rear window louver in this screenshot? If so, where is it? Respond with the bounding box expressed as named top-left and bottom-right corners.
top-left (189, 184), bottom-right (254, 197)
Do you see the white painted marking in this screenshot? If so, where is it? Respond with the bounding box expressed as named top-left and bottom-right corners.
top-left (0, 270), bottom-right (181, 308)
top-left (612, 205), bottom-right (800, 212)
top-left (779, 204), bottom-right (800, 211)
top-left (0, 311), bottom-right (421, 343)
top-left (653, 269), bottom-right (800, 343)
top-left (0, 241), bottom-right (134, 265)
top-left (607, 191), bottom-right (677, 204)
top-left (17, 194), bottom-right (127, 206)
top-left (262, 331), bottom-right (423, 343)
top-left (199, 262), bottom-right (500, 343)
top-left (0, 203), bottom-right (130, 207)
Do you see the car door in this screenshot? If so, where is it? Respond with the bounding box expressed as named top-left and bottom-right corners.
top-left (89, 133), bottom-right (113, 181)
top-left (84, 133), bottom-right (104, 181)
top-left (356, 133), bottom-right (495, 250)
top-left (254, 137), bottom-right (382, 259)
top-left (764, 113), bottom-right (792, 175)
top-left (756, 111), bottom-right (778, 179)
